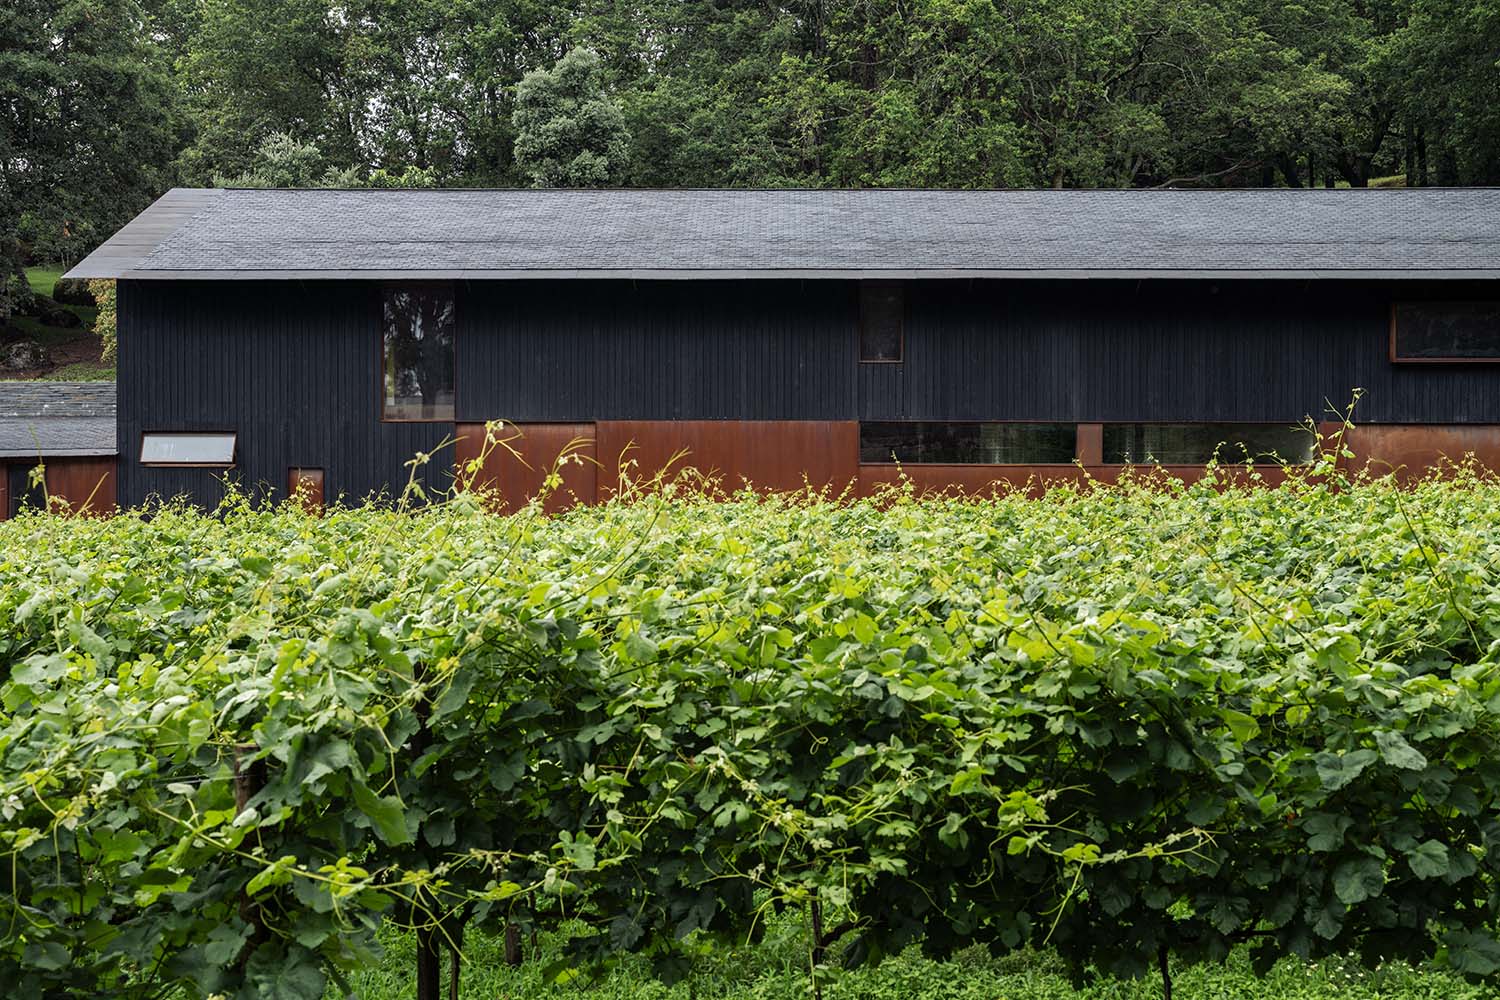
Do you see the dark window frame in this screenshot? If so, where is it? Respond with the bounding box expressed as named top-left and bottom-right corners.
top-left (859, 420), bottom-right (1080, 467)
top-left (138, 431), bottom-right (238, 468)
top-left (1099, 421), bottom-right (1318, 466)
top-left (380, 282), bottom-right (459, 423)
top-left (858, 282), bottom-right (904, 364)
top-left (1390, 301), bottom-right (1500, 364)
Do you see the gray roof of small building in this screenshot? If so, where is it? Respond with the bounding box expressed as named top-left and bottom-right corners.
top-left (0, 382), bottom-right (116, 458)
top-left (66, 187), bottom-right (1500, 281)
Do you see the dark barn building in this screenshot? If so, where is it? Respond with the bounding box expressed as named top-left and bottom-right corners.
top-left (68, 187), bottom-right (1500, 511)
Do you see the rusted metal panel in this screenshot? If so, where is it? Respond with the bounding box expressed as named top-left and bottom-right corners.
top-left (288, 468), bottom-right (325, 515)
top-left (44, 458), bottom-right (117, 515)
top-left (857, 462), bottom-right (1297, 498)
top-left (1341, 424), bottom-right (1500, 480)
top-left (595, 421), bottom-right (859, 498)
top-left (857, 464), bottom-right (1089, 499)
top-left (456, 422), bottom-right (597, 513)
top-left (1076, 424), bottom-right (1103, 465)
top-left (1084, 465), bottom-right (1292, 488)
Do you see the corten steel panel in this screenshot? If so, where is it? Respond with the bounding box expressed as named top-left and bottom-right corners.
top-left (857, 463), bottom-right (1293, 499)
top-left (117, 280), bottom-right (451, 509)
top-left (857, 464), bottom-right (1089, 499)
top-left (1076, 424), bottom-right (1103, 465)
top-left (455, 422), bottom-right (597, 513)
top-left (596, 421), bottom-right (859, 498)
top-left (1342, 425), bottom-right (1500, 481)
top-left (45, 458), bottom-right (117, 515)
top-left (1084, 465), bottom-right (1293, 488)
top-left (288, 468), bottom-right (325, 515)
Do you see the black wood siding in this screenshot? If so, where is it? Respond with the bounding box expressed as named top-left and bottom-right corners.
top-left (117, 277), bottom-right (1500, 508)
top-left (457, 278), bottom-right (1500, 425)
top-left (117, 281), bottom-right (450, 509)
top-left (896, 281), bottom-right (1500, 424)
top-left (457, 281), bottom-right (857, 421)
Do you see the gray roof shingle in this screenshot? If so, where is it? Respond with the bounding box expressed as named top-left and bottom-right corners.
top-left (67, 187), bottom-right (1500, 280)
top-left (0, 382), bottom-right (116, 458)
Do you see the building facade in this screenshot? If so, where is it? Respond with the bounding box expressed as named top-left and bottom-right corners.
top-left (70, 188), bottom-right (1500, 511)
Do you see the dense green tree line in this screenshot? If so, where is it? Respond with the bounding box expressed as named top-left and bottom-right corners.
top-left (3, 0), bottom-right (1499, 313)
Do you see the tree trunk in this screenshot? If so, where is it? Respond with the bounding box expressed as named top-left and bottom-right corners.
top-left (1158, 944), bottom-right (1172, 1000)
top-left (1277, 152), bottom-right (1303, 187)
top-left (505, 922), bottom-right (522, 966)
top-left (448, 922), bottom-right (464, 1000)
top-left (416, 925), bottom-right (442, 1000)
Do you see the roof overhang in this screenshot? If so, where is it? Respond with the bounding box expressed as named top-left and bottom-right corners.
top-left (96, 268), bottom-right (1500, 281)
top-left (66, 186), bottom-right (1500, 283)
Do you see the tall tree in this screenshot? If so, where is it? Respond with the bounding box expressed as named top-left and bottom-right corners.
top-left (1, 0), bottom-right (177, 318)
top-left (512, 47), bottom-right (631, 188)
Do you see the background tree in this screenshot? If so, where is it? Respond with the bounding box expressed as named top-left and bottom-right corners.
top-left (511, 47), bottom-right (631, 188)
top-left (1, 0), bottom-right (177, 319)
top-left (8, 0), bottom-right (1500, 286)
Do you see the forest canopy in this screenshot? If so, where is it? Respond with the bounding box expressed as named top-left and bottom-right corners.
top-left (3, 0), bottom-right (1499, 311)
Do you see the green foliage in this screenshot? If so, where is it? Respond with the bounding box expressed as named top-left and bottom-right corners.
top-left (343, 923), bottom-right (1491, 999)
top-left (87, 277), bottom-right (116, 362)
top-left (8, 1), bottom-right (1500, 288)
top-left (513, 48), bottom-right (632, 188)
top-left (0, 0), bottom-right (179, 279)
top-left (213, 133), bottom-right (359, 189)
top-left (4, 460), bottom-right (1500, 996)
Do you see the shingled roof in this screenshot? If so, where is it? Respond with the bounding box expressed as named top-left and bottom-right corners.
top-left (0, 382), bottom-right (116, 458)
top-left (67, 187), bottom-right (1500, 281)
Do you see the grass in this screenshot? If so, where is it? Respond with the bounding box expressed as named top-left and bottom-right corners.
top-left (26, 265), bottom-right (66, 297)
top-left (2, 264), bottom-right (113, 381)
top-left (328, 922), bottom-right (1492, 1000)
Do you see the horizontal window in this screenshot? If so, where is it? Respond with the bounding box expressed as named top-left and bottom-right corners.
top-left (1392, 302), bottom-right (1500, 361)
top-left (860, 422), bottom-right (1076, 465)
top-left (1102, 424), bottom-right (1315, 465)
top-left (384, 286), bottom-right (456, 420)
top-left (140, 432), bottom-right (237, 467)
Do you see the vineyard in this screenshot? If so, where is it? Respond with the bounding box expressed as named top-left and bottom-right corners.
top-left (4, 450), bottom-right (1500, 999)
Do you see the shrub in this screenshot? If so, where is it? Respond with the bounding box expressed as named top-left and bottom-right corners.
top-left (2, 465), bottom-right (1500, 997)
top-left (86, 277), bottom-right (116, 362)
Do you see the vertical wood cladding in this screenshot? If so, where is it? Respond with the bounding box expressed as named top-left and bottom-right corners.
top-left (117, 277), bottom-right (1500, 512)
top-left (455, 422), bottom-right (597, 513)
top-left (457, 281), bottom-right (857, 421)
top-left (595, 421), bottom-right (859, 497)
top-left (455, 278), bottom-right (1500, 426)
top-left (118, 281), bottom-right (451, 509)
top-left (895, 280), bottom-right (1500, 424)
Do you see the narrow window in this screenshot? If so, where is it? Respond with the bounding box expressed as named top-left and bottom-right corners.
top-left (1101, 424), bottom-right (1316, 465)
top-left (859, 283), bottom-right (903, 362)
top-left (1391, 302), bottom-right (1500, 362)
top-left (860, 422), bottom-right (1076, 464)
top-left (140, 432), bottom-right (237, 467)
top-left (383, 286), bottom-right (456, 420)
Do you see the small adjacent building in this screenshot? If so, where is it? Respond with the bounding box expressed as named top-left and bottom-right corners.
top-left (0, 381), bottom-right (116, 518)
top-left (66, 187), bottom-right (1500, 510)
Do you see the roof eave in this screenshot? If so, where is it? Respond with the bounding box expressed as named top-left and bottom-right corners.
top-left (102, 267), bottom-right (1500, 281)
